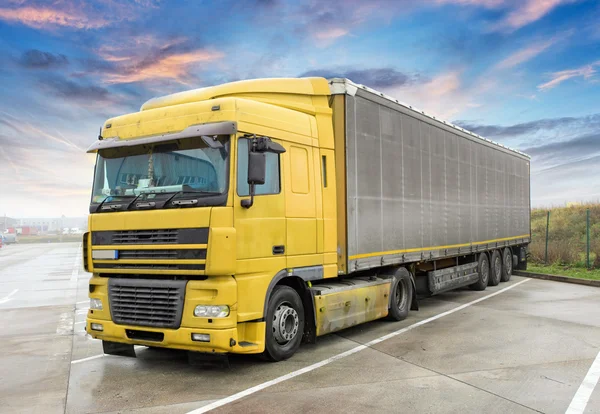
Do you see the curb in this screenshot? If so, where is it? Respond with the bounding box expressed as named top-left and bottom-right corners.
top-left (514, 270), bottom-right (600, 288)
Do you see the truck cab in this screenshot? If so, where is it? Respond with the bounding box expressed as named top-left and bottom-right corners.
top-left (85, 78), bottom-right (339, 360)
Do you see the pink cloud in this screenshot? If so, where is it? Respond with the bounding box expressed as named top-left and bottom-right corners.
top-left (0, 1), bottom-right (159, 30)
top-left (314, 28), bottom-right (349, 40)
top-left (538, 61), bottom-right (600, 90)
top-left (0, 6), bottom-right (107, 29)
top-left (495, 35), bottom-right (566, 69)
top-left (95, 36), bottom-right (225, 84)
top-left (493, 0), bottom-right (577, 31)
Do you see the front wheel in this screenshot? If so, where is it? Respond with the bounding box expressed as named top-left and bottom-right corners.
top-left (263, 286), bottom-right (304, 362)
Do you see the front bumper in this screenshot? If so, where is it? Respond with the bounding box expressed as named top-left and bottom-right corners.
top-left (86, 318), bottom-right (265, 354)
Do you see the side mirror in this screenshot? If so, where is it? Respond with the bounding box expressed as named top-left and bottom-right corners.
top-left (247, 152), bottom-right (266, 185)
top-left (241, 135), bottom-right (285, 208)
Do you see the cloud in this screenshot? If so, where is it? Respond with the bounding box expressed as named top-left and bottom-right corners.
top-left (314, 28), bottom-right (349, 41)
top-left (455, 114), bottom-right (600, 138)
top-left (491, 0), bottom-right (577, 32)
top-left (93, 36), bottom-right (224, 85)
top-left (39, 76), bottom-right (110, 102)
top-left (538, 61), bottom-right (600, 90)
top-left (299, 67), bottom-right (423, 89)
top-left (18, 49), bottom-right (68, 69)
top-left (0, 1), bottom-right (160, 30)
top-left (0, 6), bottom-right (107, 29)
top-left (495, 38), bottom-right (558, 70)
top-left (381, 69), bottom-right (495, 119)
top-left (523, 132), bottom-right (600, 162)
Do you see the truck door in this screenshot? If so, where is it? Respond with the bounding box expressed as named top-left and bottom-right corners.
top-left (282, 143), bottom-right (318, 267)
top-left (234, 135), bottom-right (287, 265)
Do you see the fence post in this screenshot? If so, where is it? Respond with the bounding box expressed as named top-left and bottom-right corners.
top-left (545, 211), bottom-right (550, 264)
top-left (586, 208), bottom-right (590, 269)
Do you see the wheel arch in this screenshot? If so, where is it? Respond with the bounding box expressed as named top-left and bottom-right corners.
top-left (263, 270), bottom-right (317, 344)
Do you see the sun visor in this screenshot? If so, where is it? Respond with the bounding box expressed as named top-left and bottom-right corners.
top-left (87, 122), bottom-right (237, 153)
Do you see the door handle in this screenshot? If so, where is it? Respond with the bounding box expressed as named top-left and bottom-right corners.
top-left (272, 245), bottom-right (285, 255)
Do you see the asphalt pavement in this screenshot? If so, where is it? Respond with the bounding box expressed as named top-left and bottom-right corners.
top-left (1, 242), bottom-right (600, 414)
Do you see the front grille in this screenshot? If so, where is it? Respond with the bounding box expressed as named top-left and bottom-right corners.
top-left (118, 250), bottom-right (178, 259)
top-left (117, 249), bottom-right (206, 260)
top-left (96, 263), bottom-right (204, 270)
top-left (113, 229), bottom-right (179, 244)
top-left (92, 228), bottom-right (209, 245)
top-left (108, 278), bottom-right (186, 329)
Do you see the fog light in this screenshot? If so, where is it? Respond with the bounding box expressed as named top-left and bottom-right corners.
top-left (90, 298), bottom-right (103, 310)
top-left (90, 323), bottom-right (103, 331)
top-left (191, 333), bottom-right (210, 342)
top-left (194, 305), bottom-right (229, 318)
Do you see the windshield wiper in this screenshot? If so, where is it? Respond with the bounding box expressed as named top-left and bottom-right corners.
top-left (163, 189), bottom-right (220, 207)
top-left (94, 196), bottom-right (125, 212)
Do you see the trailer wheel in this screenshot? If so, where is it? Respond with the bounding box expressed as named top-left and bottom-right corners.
top-left (501, 248), bottom-right (512, 282)
top-left (488, 250), bottom-right (502, 286)
top-left (470, 253), bottom-right (490, 291)
top-left (263, 285), bottom-right (304, 362)
top-left (386, 268), bottom-right (413, 321)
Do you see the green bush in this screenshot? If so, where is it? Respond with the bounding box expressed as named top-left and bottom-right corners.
top-left (531, 203), bottom-right (600, 268)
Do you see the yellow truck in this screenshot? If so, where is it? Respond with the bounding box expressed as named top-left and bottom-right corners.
top-left (84, 77), bottom-right (530, 362)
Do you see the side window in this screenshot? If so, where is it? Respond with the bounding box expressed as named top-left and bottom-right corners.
top-left (237, 138), bottom-right (281, 196)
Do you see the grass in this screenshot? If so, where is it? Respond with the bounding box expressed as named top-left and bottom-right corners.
top-left (530, 202), bottom-right (600, 269)
top-left (527, 264), bottom-right (600, 281)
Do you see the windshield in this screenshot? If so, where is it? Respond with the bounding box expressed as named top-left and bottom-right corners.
top-left (91, 135), bottom-right (229, 208)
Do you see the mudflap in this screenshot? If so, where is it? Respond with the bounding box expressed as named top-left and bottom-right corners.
top-left (102, 340), bottom-right (136, 357)
top-left (188, 351), bottom-right (230, 369)
top-left (410, 276), bottom-right (419, 311)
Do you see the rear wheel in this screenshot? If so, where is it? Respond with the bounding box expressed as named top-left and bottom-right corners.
top-left (470, 253), bottom-right (490, 291)
top-left (501, 248), bottom-right (513, 282)
top-left (386, 267), bottom-right (413, 321)
top-left (263, 286), bottom-right (304, 362)
top-left (489, 250), bottom-right (502, 286)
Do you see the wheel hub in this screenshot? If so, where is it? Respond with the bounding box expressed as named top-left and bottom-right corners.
top-left (495, 257), bottom-right (502, 276)
top-left (272, 304), bottom-right (299, 344)
top-left (395, 280), bottom-right (407, 309)
top-left (505, 253), bottom-right (512, 274)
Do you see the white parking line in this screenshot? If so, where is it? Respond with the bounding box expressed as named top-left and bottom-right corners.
top-left (565, 350), bottom-right (600, 414)
top-left (70, 243), bottom-right (82, 284)
top-left (0, 289), bottom-right (18, 304)
top-left (76, 300), bottom-right (89, 305)
top-left (71, 346), bottom-right (145, 364)
top-left (186, 279), bottom-right (530, 414)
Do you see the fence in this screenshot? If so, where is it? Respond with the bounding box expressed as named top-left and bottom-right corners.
top-left (529, 205), bottom-right (600, 268)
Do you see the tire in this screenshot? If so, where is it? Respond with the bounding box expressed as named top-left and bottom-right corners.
top-left (386, 267), bottom-right (413, 321)
top-left (470, 253), bottom-right (490, 291)
top-left (515, 246), bottom-right (528, 270)
top-left (501, 248), bottom-right (513, 282)
top-left (263, 285), bottom-right (304, 362)
top-left (489, 250), bottom-right (502, 286)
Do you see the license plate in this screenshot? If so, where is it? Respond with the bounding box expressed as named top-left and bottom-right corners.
top-left (92, 250), bottom-right (118, 260)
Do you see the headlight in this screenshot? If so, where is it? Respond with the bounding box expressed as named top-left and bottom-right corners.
top-left (90, 298), bottom-right (103, 310)
top-left (194, 305), bottom-right (229, 318)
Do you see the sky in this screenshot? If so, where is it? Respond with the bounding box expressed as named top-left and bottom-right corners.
top-left (0, 0), bottom-right (599, 218)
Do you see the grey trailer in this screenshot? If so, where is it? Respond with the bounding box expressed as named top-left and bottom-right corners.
top-left (329, 78), bottom-right (530, 287)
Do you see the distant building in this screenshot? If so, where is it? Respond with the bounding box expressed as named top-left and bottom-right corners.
top-left (3, 216), bottom-right (88, 234)
top-left (0, 216), bottom-right (17, 232)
